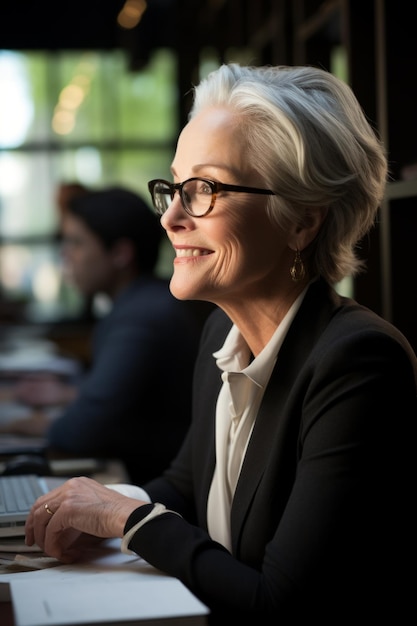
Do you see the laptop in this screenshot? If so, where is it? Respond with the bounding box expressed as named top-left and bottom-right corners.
top-left (0, 474), bottom-right (49, 538)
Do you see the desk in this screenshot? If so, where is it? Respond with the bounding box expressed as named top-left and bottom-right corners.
top-left (0, 438), bottom-right (131, 624)
top-left (0, 538), bottom-right (209, 626)
top-left (0, 471), bottom-right (207, 626)
top-left (0, 465), bottom-right (209, 625)
top-left (0, 329), bottom-right (82, 441)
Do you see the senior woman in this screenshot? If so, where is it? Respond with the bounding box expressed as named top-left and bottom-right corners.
top-left (26, 64), bottom-right (416, 624)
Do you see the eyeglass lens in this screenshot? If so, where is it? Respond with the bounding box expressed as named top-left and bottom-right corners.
top-left (152, 182), bottom-right (172, 214)
top-left (152, 179), bottom-right (212, 216)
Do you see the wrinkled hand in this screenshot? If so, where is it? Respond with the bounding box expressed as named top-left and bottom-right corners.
top-left (25, 476), bottom-right (147, 563)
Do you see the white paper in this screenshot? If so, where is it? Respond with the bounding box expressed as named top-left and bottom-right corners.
top-left (11, 578), bottom-right (208, 626)
top-left (1, 538), bottom-right (209, 625)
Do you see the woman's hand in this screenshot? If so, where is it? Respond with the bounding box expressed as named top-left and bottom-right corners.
top-left (25, 476), bottom-right (147, 563)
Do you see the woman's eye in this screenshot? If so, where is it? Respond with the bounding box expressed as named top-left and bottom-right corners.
top-left (198, 182), bottom-right (212, 195)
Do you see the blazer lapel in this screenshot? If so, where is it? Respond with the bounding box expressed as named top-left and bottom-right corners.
top-left (230, 360), bottom-right (289, 547)
top-left (230, 279), bottom-right (340, 549)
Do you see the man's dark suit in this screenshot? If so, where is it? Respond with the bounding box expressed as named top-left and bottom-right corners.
top-left (129, 278), bottom-right (417, 623)
top-left (47, 275), bottom-right (203, 484)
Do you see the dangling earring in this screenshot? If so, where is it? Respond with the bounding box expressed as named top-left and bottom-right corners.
top-left (290, 249), bottom-right (305, 282)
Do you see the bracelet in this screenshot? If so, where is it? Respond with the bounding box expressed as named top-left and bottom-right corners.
top-left (121, 503), bottom-right (181, 555)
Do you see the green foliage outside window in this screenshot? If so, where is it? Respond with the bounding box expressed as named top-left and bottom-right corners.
top-left (0, 47), bottom-right (178, 321)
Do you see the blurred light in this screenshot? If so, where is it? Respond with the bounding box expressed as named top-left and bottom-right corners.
top-left (117, 0), bottom-right (147, 29)
top-left (0, 246), bottom-right (30, 291)
top-left (0, 52), bottom-right (34, 148)
top-left (33, 263), bottom-right (61, 302)
top-left (74, 147), bottom-right (102, 184)
top-left (51, 54), bottom-right (97, 136)
top-left (59, 84), bottom-right (86, 110)
top-left (52, 109), bottom-right (76, 135)
top-left (0, 154), bottom-right (28, 195)
top-left (72, 73), bottom-right (92, 89)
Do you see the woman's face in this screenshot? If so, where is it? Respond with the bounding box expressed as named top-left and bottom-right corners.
top-left (160, 105), bottom-right (293, 310)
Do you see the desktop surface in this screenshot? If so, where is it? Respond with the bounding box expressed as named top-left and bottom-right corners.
top-left (0, 537), bottom-right (209, 626)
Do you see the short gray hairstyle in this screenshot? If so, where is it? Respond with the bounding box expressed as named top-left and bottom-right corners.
top-left (190, 63), bottom-right (388, 284)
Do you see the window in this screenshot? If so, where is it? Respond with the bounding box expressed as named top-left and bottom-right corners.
top-left (0, 48), bottom-right (178, 322)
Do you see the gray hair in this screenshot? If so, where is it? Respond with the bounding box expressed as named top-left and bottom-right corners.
top-left (190, 63), bottom-right (388, 284)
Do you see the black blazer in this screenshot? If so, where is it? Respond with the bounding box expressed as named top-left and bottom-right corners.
top-left (131, 279), bottom-right (417, 624)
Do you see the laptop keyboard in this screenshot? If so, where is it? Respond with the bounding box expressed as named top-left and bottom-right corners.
top-left (0, 474), bottom-right (45, 514)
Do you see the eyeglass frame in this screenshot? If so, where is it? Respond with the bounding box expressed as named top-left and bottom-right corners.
top-left (147, 177), bottom-right (276, 218)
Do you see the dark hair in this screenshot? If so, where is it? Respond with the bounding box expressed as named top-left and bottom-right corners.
top-left (67, 186), bottom-right (163, 273)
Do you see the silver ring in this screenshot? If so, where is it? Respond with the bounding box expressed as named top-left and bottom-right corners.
top-left (44, 503), bottom-right (54, 516)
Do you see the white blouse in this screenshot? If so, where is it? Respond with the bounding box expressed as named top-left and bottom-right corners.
top-left (206, 288), bottom-right (308, 551)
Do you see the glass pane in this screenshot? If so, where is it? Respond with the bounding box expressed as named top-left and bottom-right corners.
top-left (49, 48), bottom-right (177, 144)
top-left (0, 46), bottom-right (178, 322)
top-left (51, 51), bottom-right (118, 143)
top-left (109, 147), bottom-right (174, 197)
top-left (0, 151), bottom-right (58, 237)
top-left (0, 50), bottom-right (51, 147)
top-left (0, 242), bottom-right (84, 322)
top-left (52, 148), bottom-right (105, 188)
top-left (119, 48), bottom-right (178, 141)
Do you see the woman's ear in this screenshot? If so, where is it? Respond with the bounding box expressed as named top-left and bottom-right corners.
top-left (288, 206), bottom-right (328, 251)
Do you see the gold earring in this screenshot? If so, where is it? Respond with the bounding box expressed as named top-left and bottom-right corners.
top-left (290, 249), bottom-right (305, 282)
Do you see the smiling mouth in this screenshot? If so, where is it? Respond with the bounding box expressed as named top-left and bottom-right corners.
top-left (175, 248), bottom-right (212, 257)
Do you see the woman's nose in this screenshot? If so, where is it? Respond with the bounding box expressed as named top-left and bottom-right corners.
top-left (160, 193), bottom-right (190, 229)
